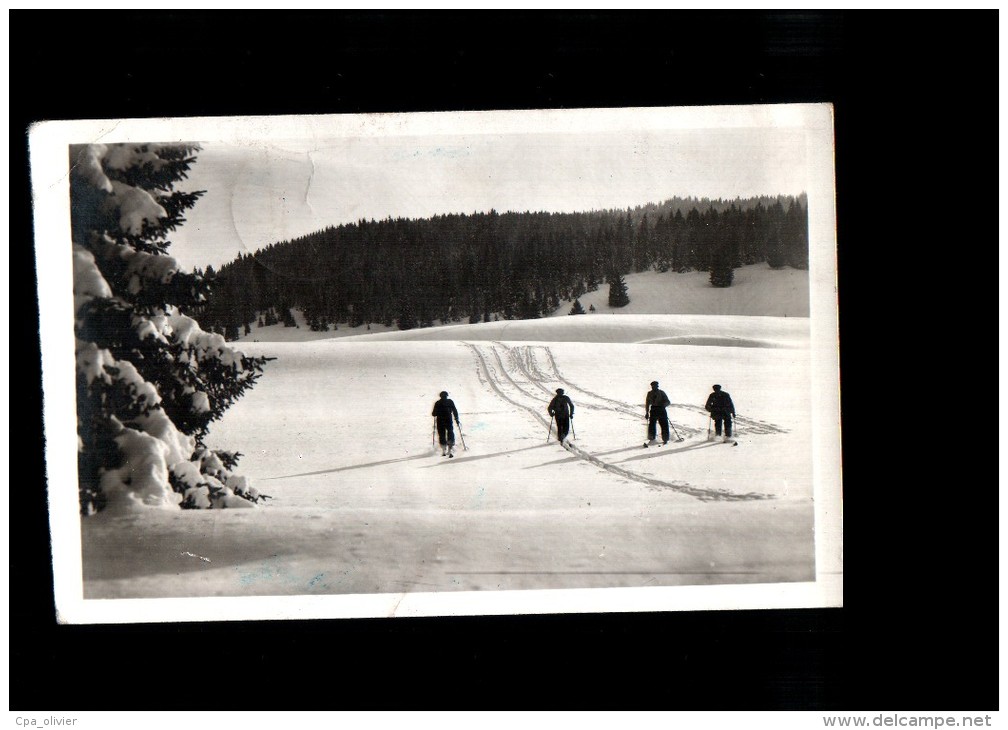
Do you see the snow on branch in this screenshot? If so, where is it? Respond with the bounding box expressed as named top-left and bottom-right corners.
top-left (73, 143), bottom-right (114, 193)
top-left (103, 145), bottom-right (168, 173)
top-left (76, 341), bottom-right (195, 459)
top-left (78, 340), bottom-right (151, 395)
top-left (93, 234), bottom-right (181, 294)
top-left (137, 307), bottom-right (248, 371)
top-left (72, 245), bottom-right (113, 313)
top-left (98, 427), bottom-right (184, 513)
top-left (170, 449), bottom-right (261, 509)
top-left (74, 340), bottom-right (258, 513)
top-left (105, 180), bottom-right (168, 235)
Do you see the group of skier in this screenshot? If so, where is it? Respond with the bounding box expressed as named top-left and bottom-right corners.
top-left (431, 381), bottom-right (737, 457)
top-left (638, 380), bottom-right (737, 447)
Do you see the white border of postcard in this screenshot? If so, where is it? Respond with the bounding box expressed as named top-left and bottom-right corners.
top-left (29, 104), bottom-right (842, 623)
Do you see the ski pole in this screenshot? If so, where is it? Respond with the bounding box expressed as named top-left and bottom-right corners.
top-left (707, 414), bottom-right (712, 440)
top-left (432, 418), bottom-right (436, 448)
top-left (546, 414), bottom-right (554, 442)
top-left (457, 420), bottom-right (468, 450)
top-left (669, 417), bottom-right (683, 442)
top-left (570, 416), bottom-right (576, 440)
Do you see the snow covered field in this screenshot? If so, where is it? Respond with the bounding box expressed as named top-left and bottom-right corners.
top-left (81, 313), bottom-right (819, 601)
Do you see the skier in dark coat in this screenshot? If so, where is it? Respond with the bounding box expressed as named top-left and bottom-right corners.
top-left (645, 380), bottom-right (671, 444)
top-left (705, 384), bottom-right (736, 441)
top-left (432, 390), bottom-right (460, 456)
top-left (547, 388), bottom-right (575, 444)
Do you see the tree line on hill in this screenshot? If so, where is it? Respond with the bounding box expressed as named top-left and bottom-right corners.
top-left (194, 195), bottom-right (808, 338)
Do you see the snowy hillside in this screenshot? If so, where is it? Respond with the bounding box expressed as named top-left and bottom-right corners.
top-left (551, 264), bottom-right (809, 318)
top-left (338, 313), bottom-right (808, 347)
top-left (230, 263), bottom-right (809, 343)
top-left (80, 313), bottom-right (820, 603)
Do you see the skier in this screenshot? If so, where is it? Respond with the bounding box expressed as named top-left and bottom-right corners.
top-left (432, 390), bottom-right (461, 457)
top-left (644, 380), bottom-right (671, 445)
top-left (547, 388), bottom-right (575, 444)
top-left (705, 384), bottom-right (736, 442)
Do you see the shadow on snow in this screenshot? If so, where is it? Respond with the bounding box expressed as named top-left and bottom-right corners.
top-left (421, 442), bottom-right (551, 468)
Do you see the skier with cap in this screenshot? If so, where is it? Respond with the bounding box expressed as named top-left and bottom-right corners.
top-left (432, 390), bottom-right (461, 457)
top-left (705, 384), bottom-right (736, 442)
top-left (645, 380), bottom-right (672, 445)
top-left (547, 388), bottom-right (575, 444)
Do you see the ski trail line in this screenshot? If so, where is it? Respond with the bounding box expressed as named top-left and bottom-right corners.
top-left (521, 344), bottom-right (555, 383)
top-left (537, 345), bottom-right (701, 436)
top-left (493, 342), bottom-right (555, 398)
top-left (532, 347), bottom-right (642, 418)
top-left (489, 342), bottom-right (639, 425)
top-left (463, 342), bottom-right (774, 503)
top-left (539, 345), bottom-right (786, 436)
top-left (467, 343), bottom-right (552, 432)
top-left (495, 342), bottom-right (644, 422)
top-left (489, 345), bottom-right (552, 404)
top-left (540, 345), bottom-right (635, 411)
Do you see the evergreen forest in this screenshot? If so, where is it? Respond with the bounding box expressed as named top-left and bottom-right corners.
top-left (195, 195), bottom-right (809, 338)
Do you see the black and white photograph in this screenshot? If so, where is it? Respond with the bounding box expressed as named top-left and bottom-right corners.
top-left (15, 10), bottom-right (1001, 715)
top-left (31, 104), bottom-right (841, 622)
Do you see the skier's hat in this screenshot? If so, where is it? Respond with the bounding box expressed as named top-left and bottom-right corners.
top-left (712, 384), bottom-right (721, 390)
top-left (439, 390), bottom-right (448, 397)
top-left (650, 380), bottom-right (659, 387)
top-left (556, 388), bottom-right (564, 394)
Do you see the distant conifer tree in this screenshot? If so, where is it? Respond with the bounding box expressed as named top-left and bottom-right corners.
top-left (607, 272), bottom-right (630, 308)
top-left (569, 299), bottom-right (586, 315)
top-left (397, 302), bottom-right (417, 330)
top-left (709, 247), bottom-right (735, 287)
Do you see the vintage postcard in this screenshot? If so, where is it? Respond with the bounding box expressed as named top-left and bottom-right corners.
top-left (29, 104), bottom-right (842, 623)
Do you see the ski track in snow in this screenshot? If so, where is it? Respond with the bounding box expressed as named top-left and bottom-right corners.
top-left (530, 343), bottom-right (688, 427)
top-left (464, 342), bottom-right (774, 503)
top-left (539, 345), bottom-right (786, 436)
top-left (490, 345), bottom-right (550, 404)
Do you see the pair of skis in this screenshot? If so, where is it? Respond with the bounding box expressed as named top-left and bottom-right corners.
top-left (547, 414), bottom-right (576, 445)
top-left (642, 412), bottom-right (686, 448)
top-left (642, 436), bottom-right (739, 448)
top-left (433, 418), bottom-right (468, 458)
top-left (641, 415), bottom-right (740, 447)
top-left (706, 413), bottom-right (739, 446)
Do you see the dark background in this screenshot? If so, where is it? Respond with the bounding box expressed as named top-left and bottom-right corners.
top-left (10, 11), bottom-right (993, 709)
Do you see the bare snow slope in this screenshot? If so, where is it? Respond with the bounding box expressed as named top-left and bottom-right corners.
top-left (338, 313), bottom-right (808, 347)
top-left (81, 313), bottom-right (815, 600)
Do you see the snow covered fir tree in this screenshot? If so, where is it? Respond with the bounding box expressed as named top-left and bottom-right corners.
top-left (70, 143), bottom-right (270, 514)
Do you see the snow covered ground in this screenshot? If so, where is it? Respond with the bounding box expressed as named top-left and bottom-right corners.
top-left (81, 313), bottom-right (820, 602)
